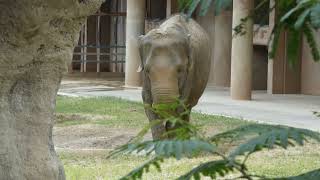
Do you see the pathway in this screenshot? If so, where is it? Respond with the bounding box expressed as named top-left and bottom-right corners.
top-left (58, 78), bottom-right (320, 131)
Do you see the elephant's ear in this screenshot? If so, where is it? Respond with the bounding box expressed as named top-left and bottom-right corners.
top-left (137, 35), bottom-right (144, 72)
top-left (138, 36), bottom-right (153, 73)
top-left (186, 34), bottom-right (194, 73)
top-left (181, 34), bottom-right (194, 103)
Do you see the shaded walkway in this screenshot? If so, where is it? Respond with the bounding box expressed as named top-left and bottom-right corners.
top-left (59, 78), bottom-right (320, 131)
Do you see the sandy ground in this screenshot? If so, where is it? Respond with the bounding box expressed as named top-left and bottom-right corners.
top-left (53, 125), bottom-right (138, 151)
top-left (59, 77), bottom-right (125, 93)
top-left (53, 113), bottom-right (152, 151)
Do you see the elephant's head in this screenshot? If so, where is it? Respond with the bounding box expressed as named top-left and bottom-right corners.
top-left (138, 30), bottom-right (193, 106)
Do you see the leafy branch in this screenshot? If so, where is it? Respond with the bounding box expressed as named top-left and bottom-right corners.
top-left (108, 101), bottom-right (320, 180)
top-left (180, 0), bottom-right (320, 64)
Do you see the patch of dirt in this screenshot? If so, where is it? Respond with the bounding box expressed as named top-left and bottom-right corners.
top-left (60, 78), bottom-right (125, 90)
top-left (53, 124), bottom-right (152, 151)
top-left (55, 113), bottom-right (113, 123)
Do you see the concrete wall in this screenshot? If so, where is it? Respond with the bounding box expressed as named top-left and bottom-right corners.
top-left (195, 5), bottom-right (216, 87)
top-left (211, 11), bottom-right (232, 88)
top-left (301, 30), bottom-right (320, 95)
top-left (148, 0), bottom-right (166, 19)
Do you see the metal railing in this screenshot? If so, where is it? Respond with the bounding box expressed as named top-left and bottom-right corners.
top-left (72, 10), bottom-right (126, 73)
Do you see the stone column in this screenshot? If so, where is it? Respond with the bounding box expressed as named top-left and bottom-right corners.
top-left (230, 0), bottom-right (254, 100)
top-left (267, 0), bottom-right (276, 94)
top-left (212, 11), bottom-right (232, 87)
top-left (166, 0), bottom-right (172, 18)
top-left (125, 0), bottom-right (146, 87)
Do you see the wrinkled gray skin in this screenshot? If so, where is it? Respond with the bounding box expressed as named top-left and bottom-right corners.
top-left (0, 0), bottom-right (102, 179)
top-left (139, 15), bottom-right (211, 140)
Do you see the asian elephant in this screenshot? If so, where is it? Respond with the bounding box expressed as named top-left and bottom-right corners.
top-left (138, 14), bottom-right (211, 140)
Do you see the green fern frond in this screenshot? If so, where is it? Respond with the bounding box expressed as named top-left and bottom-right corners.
top-left (276, 0), bottom-right (320, 63)
top-left (177, 160), bottom-right (233, 180)
top-left (211, 124), bottom-right (320, 148)
top-left (303, 23), bottom-right (320, 61)
top-left (228, 127), bottom-right (320, 162)
top-left (273, 168), bottom-right (320, 180)
top-left (117, 140), bottom-right (216, 180)
top-left (178, 0), bottom-right (192, 12)
top-left (287, 28), bottom-right (302, 68)
top-left (120, 156), bottom-right (164, 180)
top-left (280, 0), bottom-right (313, 23)
top-left (187, 0), bottom-right (201, 17)
top-left (310, 3), bottom-right (320, 28)
top-left (294, 8), bottom-right (311, 29)
top-left (210, 124), bottom-right (284, 143)
top-left (199, 0), bottom-right (213, 16)
top-left (269, 23), bottom-right (284, 59)
top-left (111, 139), bottom-right (216, 160)
top-left (214, 0), bottom-right (232, 15)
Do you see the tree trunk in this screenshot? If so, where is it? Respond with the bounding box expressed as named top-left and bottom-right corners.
top-left (0, 0), bottom-right (102, 179)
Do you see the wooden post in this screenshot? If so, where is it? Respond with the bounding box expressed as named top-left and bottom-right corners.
top-left (96, 13), bottom-right (101, 73)
top-left (80, 25), bottom-right (84, 72)
top-left (84, 21), bottom-right (88, 73)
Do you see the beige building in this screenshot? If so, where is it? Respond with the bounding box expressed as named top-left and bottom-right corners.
top-left (69, 0), bottom-right (320, 98)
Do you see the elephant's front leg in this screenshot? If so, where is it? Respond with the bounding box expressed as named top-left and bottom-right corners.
top-left (177, 105), bottom-right (191, 123)
top-left (142, 89), bottom-right (166, 140)
top-left (144, 106), bottom-right (167, 140)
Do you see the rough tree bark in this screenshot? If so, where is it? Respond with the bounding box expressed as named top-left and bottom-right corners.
top-left (0, 0), bottom-right (102, 179)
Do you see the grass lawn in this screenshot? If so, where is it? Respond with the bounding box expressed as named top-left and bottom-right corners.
top-left (55, 96), bottom-right (320, 180)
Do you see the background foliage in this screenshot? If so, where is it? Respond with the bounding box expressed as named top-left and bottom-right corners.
top-left (182, 0), bottom-right (320, 67)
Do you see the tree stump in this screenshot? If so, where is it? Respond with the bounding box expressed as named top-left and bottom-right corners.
top-left (0, 0), bottom-right (102, 179)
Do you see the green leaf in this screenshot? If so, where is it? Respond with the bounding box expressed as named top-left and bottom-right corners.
top-left (210, 124), bottom-right (280, 143)
top-left (199, 0), bottom-right (213, 16)
top-left (303, 23), bottom-right (320, 61)
top-left (274, 168), bottom-right (320, 180)
top-left (113, 139), bottom-right (216, 159)
top-left (286, 28), bottom-right (302, 68)
top-left (294, 8), bottom-right (312, 29)
top-left (214, 0), bottom-right (232, 15)
top-left (269, 24), bottom-right (285, 59)
top-left (177, 160), bottom-right (233, 180)
top-left (187, 0), bottom-right (201, 17)
top-left (280, 0), bottom-right (312, 23)
top-left (310, 3), bottom-right (320, 28)
top-left (120, 156), bottom-right (164, 180)
top-left (178, 0), bottom-right (192, 12)
top-left (227, 127), bottom-right (320, 162)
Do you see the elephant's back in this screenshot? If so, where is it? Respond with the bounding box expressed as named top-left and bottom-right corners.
top-left (166, 15), bottom-right (211, 107)
top-left (159, 14), bottom-right (210, 45)
top-left (159, 14), bottom-right (211, 107)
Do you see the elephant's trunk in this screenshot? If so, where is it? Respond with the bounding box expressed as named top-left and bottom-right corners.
top-left (151, 86), bottom-right (179, 105)
top-left (151, 84), bottom-right (184, 137)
